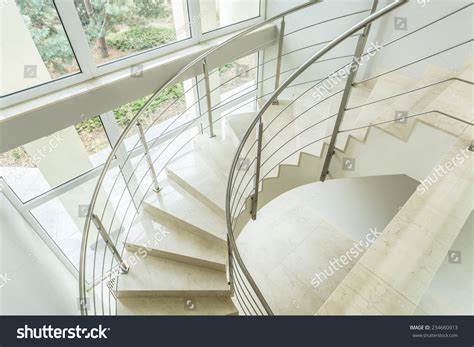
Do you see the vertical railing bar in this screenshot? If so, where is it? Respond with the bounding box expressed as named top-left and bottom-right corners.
top-left (202, 59), bottom-right (216, 138)
top-left (233, 261), bottom-right (265, 315)
top-left (137, 120), bottom-right (162, 192)
top-left (272, 16), bottom-right (286, 105)
top-left (319, 0), bottom-right (379, 181)
top-left (227, 235), bottom-right (235, 296)
top-left (91, 214), bottom-right (129, 274)
top-left (251, 122), bottom-right (264, 220)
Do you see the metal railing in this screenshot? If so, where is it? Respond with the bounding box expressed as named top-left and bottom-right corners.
top-left (78, 0), bottom-right (473, 316)
top-left (79, 0), bottom-right (347, 315)
top-left (225, 1), bottom-right (473, 315)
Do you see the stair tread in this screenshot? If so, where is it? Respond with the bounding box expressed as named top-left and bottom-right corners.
top-left (227, 112), bottom-right (257, 141)
top-left (193, 127), bottom-right (239, 179)
top-left (145, 184), bottom-right (227, 242)
top-left (167, 151), bottom-right (227, 213)
top-left (118, 251), bottom-right (229, 295)
top-left (117, 296), bottom-right (237, 315)
top-left (318, 137), bottom-right (473, 315)
top-left (126, 213), bottom-right (226, 270)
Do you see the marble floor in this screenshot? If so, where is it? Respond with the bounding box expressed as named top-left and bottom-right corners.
top-left (236, 175), bottom-right (417, 315)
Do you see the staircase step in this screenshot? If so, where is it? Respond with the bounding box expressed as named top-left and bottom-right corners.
top-left (117, 296), bottom-right (238, 315)
top-left (376, 64), bottom-right (470, 140)
top-left (318, 136), bottom-right (473, 315)
top-left (329, 121), bottom-right (458, 182)
top-left (117, 252), bottom-right (230, 298)
top-left (144, 184), bottom-right (227, 245)
top-left (166, 151), bottom-right (227, 216)
top-left (125, 213), bottom-right (226, 271)
top-left (227, 112), bottom-right (257, 141)
top-left (193, 127), bottom-right (238, 180)
top-left (353, 72), bottom-right (418, 131)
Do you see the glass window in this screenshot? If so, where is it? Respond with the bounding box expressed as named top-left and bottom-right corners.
top-left (218, 53), bottom-right (258, 104)
top-left (75, 0), bottom-right (191, 65)
top-left (112, 79), bottom-right (199, 152)
top-left (30, 163), bottom-right (134, 276)
top-left (0, 116), bottom-right (111, 202)
top-left (199, 0), bottom-right (260, 33)
top-left (0, 0), bottom-right (80, 96)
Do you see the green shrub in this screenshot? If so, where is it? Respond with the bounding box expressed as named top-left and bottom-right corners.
top-left (74, 85), bottom-right (183, 134)
top-left (75, 117), bottom-right (103, 133)
top-left (106, 26), bottom-right (176, 52)
top-left (113, 85), bottom-right (183, 127)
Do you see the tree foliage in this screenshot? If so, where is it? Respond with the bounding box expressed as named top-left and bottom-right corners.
top-left (18, 0), bottom-right (172, 70)
top-left (17, 0), bottom-right (75, 73)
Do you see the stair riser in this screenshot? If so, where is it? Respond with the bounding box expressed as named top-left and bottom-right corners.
top-left (166, 168), bottom-right (225, 218)
top-left (117, 290), bottom-right (231, 298)
top-left (144, 203), bottom-right (227, 246)
top-left (125, 243), bottom-right (226, 272)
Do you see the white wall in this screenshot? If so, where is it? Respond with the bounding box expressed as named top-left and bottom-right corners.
top-left (290, 174), bottom-right (419, 242)
top-left (262, 0), bottom-right (372, 100)
top-left (262, 0), bottom-right (473, 100)
top-left (364, 0), bottom-right (473, 81)
top-left (0, 194), bottom-right (78, 315)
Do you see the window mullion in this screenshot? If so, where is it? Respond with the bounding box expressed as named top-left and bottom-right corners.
top-left (187, 0), bottom-right (203, 43)
top-left (54, 0), bottom-right (97, 78)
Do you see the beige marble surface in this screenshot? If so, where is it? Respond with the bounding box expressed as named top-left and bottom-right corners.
top-left (237, 189), bottom-right (362, 315)
top-left (318, 136), bottom-right (473, 315)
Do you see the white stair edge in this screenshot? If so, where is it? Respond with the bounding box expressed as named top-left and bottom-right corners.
top-left (143, 201), bottom-right (227, 246)
top-left (165, 167), bottom-right (225, 218)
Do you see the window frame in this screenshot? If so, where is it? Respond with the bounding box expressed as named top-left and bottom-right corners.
top-left (0, 0), bottom-right (266, 109)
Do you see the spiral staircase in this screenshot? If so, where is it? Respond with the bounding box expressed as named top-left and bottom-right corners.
top-left (79, 0), bottom-right (473, 315)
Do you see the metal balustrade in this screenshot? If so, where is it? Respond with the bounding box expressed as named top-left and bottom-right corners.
top-left (78, 0), bottom-right (473, 315)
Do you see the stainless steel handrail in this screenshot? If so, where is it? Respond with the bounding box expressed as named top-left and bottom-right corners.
top-left (79, 0), bottom-right (324, 315)
top-left (78, 0), bottom-right (472, 316)
top-left (225, 0), bottom-right (409, 315)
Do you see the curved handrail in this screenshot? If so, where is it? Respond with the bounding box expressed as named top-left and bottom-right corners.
top-left (225, 0), bottom-right (409, 314)
top-left (79, 0), bottom-right (324, 315)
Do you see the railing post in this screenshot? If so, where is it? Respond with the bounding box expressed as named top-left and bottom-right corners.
top-left (136, 120), bottom-right (161, 193)
top-left (227, 235), bottom-right (235, 296)
top-left (250, 121), bottom-right (264, 220)
top-left (272, 16), bottom-right (286, 105)
top-left (202, 59), bottom-right (216, 138)
top-left (319, 0), bottom-right (379, 182)
top-left (92, 214), bottom-right (129, 274)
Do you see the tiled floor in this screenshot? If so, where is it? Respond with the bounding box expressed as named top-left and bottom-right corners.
top-left (236, 174), bottom-right (418, 314)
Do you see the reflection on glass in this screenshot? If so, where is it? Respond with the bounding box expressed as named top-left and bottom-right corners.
top-left (218, 53), bottom-right (258, 103)
top-left (112, 79), bottom-right (200, 152)
top-left (199, 0), bottom-right (260, 33)
top-left (1, 0), bottom-right (80, 96)
top-left (75, 0), bottom-right (191, 65)
top-left (0, 116), bottom-right (111, 202)
top-left (30, 163), bottom-right (135, 281)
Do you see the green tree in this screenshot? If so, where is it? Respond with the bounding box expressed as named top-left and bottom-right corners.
top-left (17, 0), bottom-right (75, 73)
top-left (75, 0), bottom-right (170, 58)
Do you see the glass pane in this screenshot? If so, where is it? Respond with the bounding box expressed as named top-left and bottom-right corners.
top-left (0, 0), bottom-right (80, 96)
top-left (75, 0), bottom-right (191, 65)
top-left (218, 53), bottom-right (258, 104)
top-left (30, 162), bottom-right (135, 278)
top-left (0, 116), bottom-right (111, 202)
top-left (199, 0), bottom-right (260, 33)
top-left (111, 79), bottom-right (199, 152)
